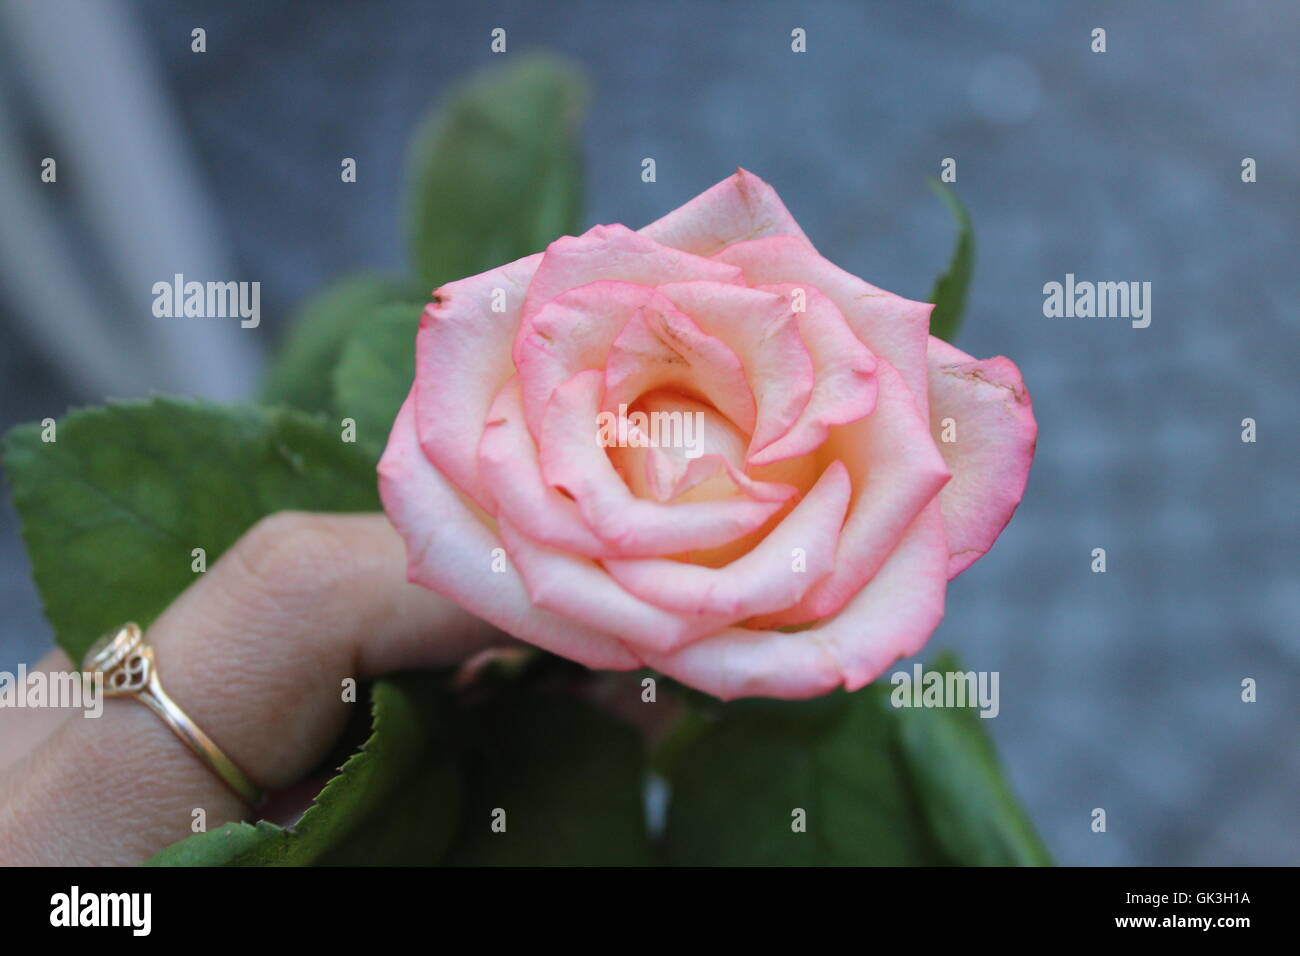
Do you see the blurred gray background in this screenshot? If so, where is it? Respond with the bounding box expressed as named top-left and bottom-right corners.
top-left (1, 0), bottom-right (1296, 865)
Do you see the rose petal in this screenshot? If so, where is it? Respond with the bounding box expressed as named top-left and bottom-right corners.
top-left (715, 236), bottom-right (933, 415)
top-left (642, 626), bottom-right (844, 701)
top-left (539, 369), bottom-right (793, 555)
top-left (604, 460), bottom-right (852, 619)
top-left (379, 392), bottom-right (640, 670)
top-left (516, 224), bottom-right (743, 363)
top-left (415, 252), bottom-right (543, 510)
top-left (609, 390), bottom-right (795, 505)
top-left (746, 283), bottom-right (877, 466)
top-left (515, 280), bottom-right (669, 439)
top-left (603, 304), bottom-right (757, 435)
top-left (656, 281), bottom-right (814, 462)
top-left (640, 168), bottom-right (811, 258)
top-left (926, 337), bottom-right (1037, 578)
top-left (497, 516), bottom-right (729, 654)
top-left (818, 501), bottom-right (949, 690)
top-left (642, 502), bottom-right (948, 699)
top-left (751, 359), bottom-right (949, 627)
top-left (478, 377), bottom-right (613, 558)
top-left (641, 447), bottom-right (797, 505)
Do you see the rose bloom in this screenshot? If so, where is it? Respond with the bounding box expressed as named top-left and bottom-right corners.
top-left (380, 170), bottom-right (1035, 699)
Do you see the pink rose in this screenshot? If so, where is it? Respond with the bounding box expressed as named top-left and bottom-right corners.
top-left (380, 170), bottom-right (1036, 699)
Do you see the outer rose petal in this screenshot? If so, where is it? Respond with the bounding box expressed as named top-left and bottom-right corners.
top-left (818, 501), bottom-right (948, 689)
top-left (379, 392), bottom-right (640, 671)
top-left (642, 502), bottom-right (948, 700)
top-left (642, 627), bottom-right (843, 701)
top-left (516, 224), bottom-right (743, 359)
top-left (926, 336), bottom-right (1037, 578)
top-left (604, 460), bottom-right (851, 619)
top-left (415, 251), bottom-right (543, 510)
top-left (540, 369), bottom-right (793, 555)
top-left (752, 360), bottom-right (949, 628)
top-left (640, 168), bottom-right (811, 258)
top-left (714, 236), bottom-right (934, 415)
top-left (497, 517), bottom-right (728, 654)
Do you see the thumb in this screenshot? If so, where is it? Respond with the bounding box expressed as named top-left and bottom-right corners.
top-left (147, 510), bottom-right (507, 788)
top-left (0, 511), bottom-right (504, 865)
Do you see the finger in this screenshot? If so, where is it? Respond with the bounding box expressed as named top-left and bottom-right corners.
top-left (0, 511), bottom-right (506, 865)
top-left (0, 649), bottom-right (77, 772)
top-left (149, 511), bottom-right (508, 787)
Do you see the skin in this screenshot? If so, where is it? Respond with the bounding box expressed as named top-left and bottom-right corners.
top-left (0, 512), bottom-right (504, 865)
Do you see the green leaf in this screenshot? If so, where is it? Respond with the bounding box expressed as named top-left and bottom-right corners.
top-left (661, 689), bottom-right (947, 865)
top-left (894, 653), bottom-right (1052, 866)
top-left (446, 694), bottom-right (652, 865)
top-left (145, 820), bottom-right (285, 866)
top-left (926, 179), bottom-right (974, 343)
top-left (263, 272), bottom-right (423, 413)
top-left (147, 673), bottom-right (460, 866)
top-left (2, 398), bottom-right (379, 662)
top-left (332, 302), bottom-right (424, 460)
top-left (405, 54), bottom-right (587, 291)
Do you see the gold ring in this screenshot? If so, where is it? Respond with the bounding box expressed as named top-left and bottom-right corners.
top-left (82, 623), bottom-right (264, 807)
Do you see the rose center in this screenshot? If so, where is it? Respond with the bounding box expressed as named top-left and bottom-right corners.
top-left (605, 389), bottom-right (749, 503)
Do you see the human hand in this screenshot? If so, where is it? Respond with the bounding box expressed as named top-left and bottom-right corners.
top-left (0, 512), bottom-right (505, 865)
